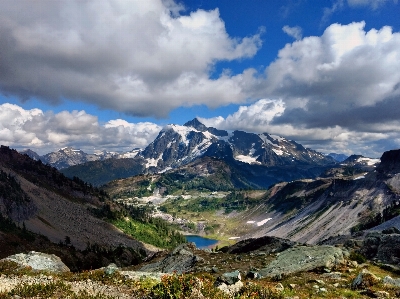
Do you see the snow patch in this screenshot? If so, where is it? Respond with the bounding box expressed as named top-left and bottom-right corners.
top-left (246, 221), bottom-right (255, 224)
top-left (146, 153), bottom-right (163, 168)
top-left (235, 155), bottom-right (260, 164)
top-left (257, 218), bottom-right (272, 226)
top-left (272, 148), bottom-right (284, 156)
top-left (228, 237), bottom-right (240, 240)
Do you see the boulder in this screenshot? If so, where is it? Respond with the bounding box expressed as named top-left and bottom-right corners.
top-left (383, 276), bottom-right (400, 288)
top-left (351, 269), bottom-right (380, 289)
top-left (222, 236), bottom-right (298, 254)
top-left (216, 270), bottom-right (241, 285)
top-left (215, 271), bottom-right (243, 296)
top-left (1, 251), bottom-right (70, 273)
top-left (104, 263), bottom-right (118, 275)
top-left (258, 245), bottom-right (346, 278)
top-left (140, 243), bottom-right (203, 274)
top-left (360, 232), bottom-right (400, 265)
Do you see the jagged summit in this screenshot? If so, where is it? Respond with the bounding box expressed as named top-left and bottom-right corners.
top-left (183, 118), bottom-right (207, 132)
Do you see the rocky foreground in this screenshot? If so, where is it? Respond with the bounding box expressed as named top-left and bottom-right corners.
top-left (1, 231), bottom-right (400, 298)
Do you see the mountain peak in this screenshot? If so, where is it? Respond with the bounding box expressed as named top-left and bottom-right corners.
top-left (183, 118), bottom-right (207, 132)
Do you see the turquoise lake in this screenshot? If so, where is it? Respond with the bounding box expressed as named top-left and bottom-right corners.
top-left (185, 235), bottom-right (218, 249)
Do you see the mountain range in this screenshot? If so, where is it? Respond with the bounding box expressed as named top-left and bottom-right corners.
top-left (23, 118), bottom-right (353, 187)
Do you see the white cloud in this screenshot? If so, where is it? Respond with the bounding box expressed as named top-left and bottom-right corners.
top-left (322, 0), bottom-right (344, 24)
top-left (0, 103), bottom-right (161, 154)
top-left (200, 99), bottom-right (285, 133)
top-left (263, 22), bottom-right (400, 126)
top-left (347, 0), bottom-right (398, 9)
top-left (282, 25), bottom-right (303, 40)
top-left (0, 0), bottom-right (262, 118)
top-left (200, 99), bottom-right (398, 157)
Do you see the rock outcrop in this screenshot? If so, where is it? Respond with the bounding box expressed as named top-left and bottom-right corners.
top-left (360, 231), bottom-right (400, 265)
top-left (221, 235), bottom-right (298, 254)
top-left (2, 251), bottom-right (70, 273)
top-left (259, 245), bottom-right (347, 278)
top-left (140, 243), bottom-right (203, 274)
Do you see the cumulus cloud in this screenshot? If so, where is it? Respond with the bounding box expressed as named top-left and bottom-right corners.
top-left (0, 103), bottom-right (161, 154)
top-left (0, 0), bottom-right (262, 118)
top-left (198, 21), bottom-right (400, 157)
top-left (282, 25), bottom-right (303, 40)
top-left (200, 99), bottom-right (397, 157)
top-left (262, 22), bottom-right (400, 130)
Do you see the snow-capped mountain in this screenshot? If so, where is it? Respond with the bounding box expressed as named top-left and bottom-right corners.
top-left (21, 147), bottom-right (143, 170)
top-left (139, 118), bottom-right (335, 172)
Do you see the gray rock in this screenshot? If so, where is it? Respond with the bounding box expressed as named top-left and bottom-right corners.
top-left (360, 232), bottom-right (400, 265)
top-left (2, 251), bottom-right (70, 273)
top-left (140, 243), bottom-right (202, 274)
top-left (258, 245), bottom-right (345, 278)
top-left (217, 281), bottom-right (243, 296)
top-left (275, 283), bottom-right (284, 291)
top-left (104, 263), bottom-right (118, 275)
top-left (217, 270), bottom-right (241, 285)
top-left (383, 275), bottom-right (400, 288)
top-left (321, 272), bottom-right (342, 280)
top-left (351, 269), bottom-right (380, 290)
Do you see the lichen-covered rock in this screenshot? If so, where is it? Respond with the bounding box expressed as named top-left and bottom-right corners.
top-left (383, 275), bottom-right (400, 288)
top-left (351, 269), bottom-right (380, 289)
top-left (140, 243), bottom-right (203, 274)
top-left (104, 263), bottom-right (118, 275)
top-left (258, 245), bottom-right (345, 278)
top-left (1, 251), bottom-right (70, 273)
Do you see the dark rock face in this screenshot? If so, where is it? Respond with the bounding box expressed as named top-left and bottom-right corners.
top-left (140, 243), bottom-right (203, 274)
top-left (360, 231), bottom-right (400, 265)
top-left (377, 149), bottom-right (400, 175)
top-left (221, 236), bottom-right (298, 255)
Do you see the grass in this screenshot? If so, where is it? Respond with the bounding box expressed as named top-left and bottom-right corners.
top-left (110, 217), bottom-right (186, 249)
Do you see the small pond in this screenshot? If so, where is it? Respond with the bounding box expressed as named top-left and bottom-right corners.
top-left (185, 235), bottom-right (218, 249)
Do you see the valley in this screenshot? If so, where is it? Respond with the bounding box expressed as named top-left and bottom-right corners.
top-left (2, 120), bottom-right (400, 298)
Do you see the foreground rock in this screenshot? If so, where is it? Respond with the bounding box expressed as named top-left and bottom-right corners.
top-left (259, 245), bottom-right (346, 278)
top-left (360, 230), bottom-right (400, 265)
top-left (1, 251), bottom-right (70, 273)
top-left (215, 270), bottom-right (244, 296)
top-left (351, 269), bottom-right (381, 289)
top-left (221, 235), bottom-right (298, 254)
top-left (140, 243), bottom-right (203, 274)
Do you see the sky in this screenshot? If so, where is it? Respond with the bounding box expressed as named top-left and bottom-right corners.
top-left (0, 0), bottom-right (400, 157)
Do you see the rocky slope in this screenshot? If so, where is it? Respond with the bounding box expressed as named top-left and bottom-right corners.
top-left (2, 236), bottom-right (400, 298)
top-left (0, 145), bottom-right (152, 254)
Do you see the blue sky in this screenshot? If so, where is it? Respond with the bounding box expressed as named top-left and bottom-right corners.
top-left (0, 0), bottom-right (400, 156)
